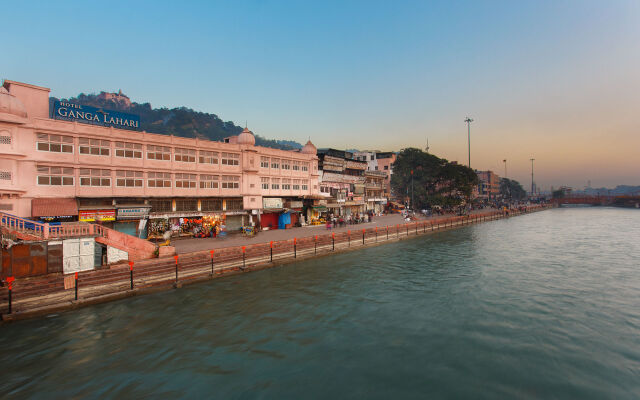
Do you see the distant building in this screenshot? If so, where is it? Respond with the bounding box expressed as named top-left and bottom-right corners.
top-left (352, 150), bottom-right (396, 199)
top-left (476, 170), bottom-right (501, 201)
top-left (97, 90), bottom-right (132, 108)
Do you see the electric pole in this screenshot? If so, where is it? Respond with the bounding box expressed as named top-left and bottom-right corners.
top-left (503, 159), bottom-right (507, 180)
top-left (530, 158), bottom-right (535, 196)
top-left (464, 117), bottom-right (473, 168)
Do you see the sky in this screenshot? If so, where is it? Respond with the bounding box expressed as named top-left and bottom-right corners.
top-left (2, 0), bottom-right (639, 190)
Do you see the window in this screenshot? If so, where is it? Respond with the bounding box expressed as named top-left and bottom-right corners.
top-left (301, 163), bottom-right (309, 172)
top-left (292, 161), bottom-right (300, 171)
top-left (292, 179), bottom-right (300, 190)
top-left (271, 159), bottom-right (280, 169)
top-left (281, 160), bottom-right (291, 170)
top-left (0, 135), bottom-right (11, 145)
top-left (221, 152), bottom-right (240, 166)
top-left (261, 177), bottom-right (269, 190)
top-left (37, 166), bottom-right (74, 186)
top-left (320, 186), bottom-right (330, 193)
top-left (79, 138), bottom-right (110, 156)
top-left (37, 134), bottom-right (73, 153)
top-left (148, 172), bottom-right (172, 188)
top-left (79, 169), bottom-right (111, 186)
top-left (115, 142), bottom-right (142, 158)
top-left (221, 175), bottom-right (240, 189)
top-left (115, 170), bottom-right (143, 187)
top-left (175, 148), bottom-right (196, 163)
top-left (150, 199), bottom-right (172, 213)
top-left (175, 173), bottom-right (196, 188)
top-left (199, 150), bottom-right (219, 164)
top-left (175, 199), bottom-right (197, 212)
top-left (282, 178), bottom-right (291, 190)
top-left (226, 198), bottom-right (243, 210)
top-left (0, 171), bottom-right (11, 180)
top-left (199, 175), bottom-right (219, 189)
top-left (271, 178), bottom-right (280, 190)
top-left (201, 198), bottom-right (222, 211)
top-left (147, 145), bottom-right (171, 161)
top-left (302, 180), bottom-right (309, 190)
top-left (384, 165), bottom-right (389, 170)
top-left (260, 157), bottom-right (270, 168)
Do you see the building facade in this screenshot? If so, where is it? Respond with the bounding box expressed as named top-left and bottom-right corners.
top-left (0, 80), bottom-right (320, 236)
top-left (352, 150), bottom-right (396, 198)
top-left (476, 170), bottom-right (501, 201)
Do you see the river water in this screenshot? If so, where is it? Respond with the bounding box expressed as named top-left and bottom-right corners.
top-left (1, 208), bottom-right (640, 399)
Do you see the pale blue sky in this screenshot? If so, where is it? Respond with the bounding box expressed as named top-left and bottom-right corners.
top-left (3, 0), bottom-right (640, 188)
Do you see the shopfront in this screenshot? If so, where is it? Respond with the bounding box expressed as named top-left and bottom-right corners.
top-left (115, 206), bottom-right (150, 238)
top-left (31, 198), bottom-right (78, 223)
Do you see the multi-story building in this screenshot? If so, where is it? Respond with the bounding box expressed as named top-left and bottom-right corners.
top-left (352, 150), bottom-right (396, 198)
top-left (317, 149), bottom-right (368, 216)
top-left (0, 80), bottom-right (320, 236)
top-left (476, 170), bottom-right (501, 201)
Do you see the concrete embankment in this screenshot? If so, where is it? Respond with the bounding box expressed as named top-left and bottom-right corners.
top-left (0, 205), bottom-right (550, 322)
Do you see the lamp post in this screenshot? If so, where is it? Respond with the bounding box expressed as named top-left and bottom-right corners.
top-left (411, 169), bottom-right (414, 212)
top-left (530, 158), bottom-right (535, 196)
top-left (503, 159), bottom-right (507, 179)
top-left (464, 117), bottom-right (473, 167)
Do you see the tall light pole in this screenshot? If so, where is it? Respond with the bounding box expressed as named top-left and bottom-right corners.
top-left (530, 158), bottom-right (535, 196)
top-left (503, 159), bottom-right (507, 180)
top-left (464, 117), bottom-right (473, 168)
top-left (411, 169), bottom-right (414, 212)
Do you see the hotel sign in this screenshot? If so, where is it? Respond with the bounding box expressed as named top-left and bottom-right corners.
top-left (53, 101), bottom-right (140, 130)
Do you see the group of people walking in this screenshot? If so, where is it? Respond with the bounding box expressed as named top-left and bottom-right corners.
top-left (325, 212), bottom-right (376, 229)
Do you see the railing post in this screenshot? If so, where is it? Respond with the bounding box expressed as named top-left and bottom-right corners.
top-left (362, 228), bottom-right (365, 245)
top-left (74, 272), bottom-right (79, 300)
top-left (6, 276), bottom-right (14, 314)
top-left (293, 238), bottom-right (297, 258)
top-left (174, 255), bottom-right (179, 285)
top-left (375, 227), bottom-right (378, 242)
top-left (406, 224), bottom-right (409, 236)
top-left (396, 224), bottom-right (399, 238)
top-left (242, 246), bottom-right (246, 269)
top-left (210, 250), bottom-right (215, 275)
top-left (348, 230), bottom-right (351, 247)
top-left (43, 223), bottom-right (50, 239)
top-left (129, 261), bottom-right (134, 290)
top-left (270, 241), bottom-right (273, 262)
top-left (332, 232), bottom-right (335, 251)
top-left (386, 226), bottom-right (389, 240)
top-left (314, 236), bottom-right (317, 255)
top-left (415, 223), bottom-right (418, 235)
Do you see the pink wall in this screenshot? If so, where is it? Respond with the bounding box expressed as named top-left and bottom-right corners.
top-left (0, 80), bottom-right (320, 218)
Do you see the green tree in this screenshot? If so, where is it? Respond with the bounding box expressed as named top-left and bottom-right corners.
top-left (391, 148), bottom-right (478, 209)
top-left (499, 178), bottom-right (527, 200)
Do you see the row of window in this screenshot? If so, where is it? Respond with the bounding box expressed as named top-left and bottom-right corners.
top-left (260, 177), bottom-right (309, 191)
top-left (36, 166), bottom-right (242, 189)
top-left (149, 198), bottom-right (244, 213)
top-left (37, 134), bottom-right (241, 165)
top-left (260, 157), bottom-right (309, 171)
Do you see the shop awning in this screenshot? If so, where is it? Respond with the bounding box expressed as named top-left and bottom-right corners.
top-left (31, 198), bottom-right (78, 217)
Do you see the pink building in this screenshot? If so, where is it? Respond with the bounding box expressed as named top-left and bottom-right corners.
top-left (0, 80), bottom-right (320, 236)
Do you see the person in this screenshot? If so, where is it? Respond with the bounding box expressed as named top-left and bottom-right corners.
top-left (326, 220), bottom-right (332, 230)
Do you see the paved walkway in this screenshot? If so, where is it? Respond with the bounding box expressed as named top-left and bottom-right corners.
top-left (172, 210), bottom-right (497, 253)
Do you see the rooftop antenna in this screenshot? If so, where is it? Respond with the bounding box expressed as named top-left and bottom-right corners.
top-left (425, 138), bottom-right (430, 153)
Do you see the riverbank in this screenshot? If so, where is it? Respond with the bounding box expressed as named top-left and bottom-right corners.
top-left (1, 205), bottom-right (550, 322)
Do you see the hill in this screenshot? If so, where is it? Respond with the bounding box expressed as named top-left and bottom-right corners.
top-left (48, 91), bottom-right (302, 150)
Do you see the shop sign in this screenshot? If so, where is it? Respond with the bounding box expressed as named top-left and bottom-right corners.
top-left (117, 207), bottom-right (150, 220)
top-left (79, 209), bottom-right (116, 222)
top-left (352, 196), bottom-right (364, 202)
top-left (53, 101), bottom-right (140, 130)
top-left (287, 201), bottom-right (303, 208)
top-left (263, 197), bottom-right (283, 209)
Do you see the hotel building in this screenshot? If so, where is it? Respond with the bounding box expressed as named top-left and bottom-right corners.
top-left (0, 80), bottom-right (320, 236)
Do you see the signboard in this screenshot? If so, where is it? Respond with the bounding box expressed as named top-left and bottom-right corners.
top-left (117, 207), bottom-right (150, 220)
top-left (79, 209), bottom-right (116, 222)
top-left (53, 101), bottom-right (140, 130)
top-left (263, 198), bottom-right (283, 209)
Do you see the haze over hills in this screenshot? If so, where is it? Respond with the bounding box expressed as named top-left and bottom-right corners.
top-left (48, 91), bottom-right (303, 151)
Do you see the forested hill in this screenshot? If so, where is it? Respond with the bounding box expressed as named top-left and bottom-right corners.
top-left (48, 92), bottom-right (302, 150)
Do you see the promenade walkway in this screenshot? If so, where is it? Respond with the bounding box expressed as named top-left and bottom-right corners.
top-left (172, 209), bottom-right (497, 253)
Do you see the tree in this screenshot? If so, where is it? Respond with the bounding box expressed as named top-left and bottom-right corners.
top-left (391, 148), bottom-right (479, 209)
top-left (499, 178), bottom-right (526, 201)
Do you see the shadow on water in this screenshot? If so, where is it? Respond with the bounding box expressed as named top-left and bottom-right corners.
top-left (2, 208), bottom-right (640, 399)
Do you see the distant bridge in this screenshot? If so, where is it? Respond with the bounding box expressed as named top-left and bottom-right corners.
top-left (554, 195), bottom-right (640, 207)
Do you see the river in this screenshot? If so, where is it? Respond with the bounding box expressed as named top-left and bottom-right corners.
top-left (1, 207), bottom-right (639, 399)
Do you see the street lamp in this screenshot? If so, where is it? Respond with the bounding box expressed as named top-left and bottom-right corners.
top-left (464, 117), bottom-right (473, 168)
top-left (503, 159), bottom-right (507, 180)
top-left (411, 169), bottom-right (414, 213)
top-left (530, 158), bottom-right (535, 195)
